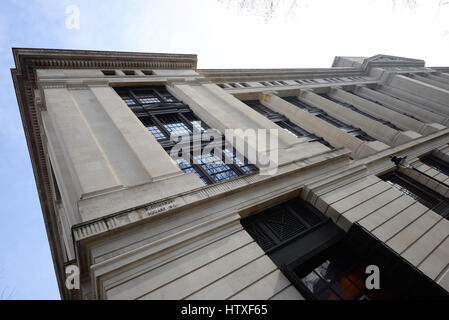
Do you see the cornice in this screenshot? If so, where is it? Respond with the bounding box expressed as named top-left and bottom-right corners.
top-left (12, 48), bottom-right (198, 83)
top-left (197, 55), bottom-right (426, 83)
top-left (198, 67), bottom-right (364, 83)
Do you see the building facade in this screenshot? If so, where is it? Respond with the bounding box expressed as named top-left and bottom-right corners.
top-left (11, 48), bottom-right (449, 300)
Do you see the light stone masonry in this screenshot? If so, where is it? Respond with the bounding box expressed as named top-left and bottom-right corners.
top-left (11, 49), bottom-right (449, 299)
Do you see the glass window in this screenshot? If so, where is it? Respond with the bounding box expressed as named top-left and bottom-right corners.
top-left (380, 171), bottom-right (449, 218)
top-left (419, 154), bottom-right (449, 176)
top-left (283, 96), bottom-right (375, 142)
top-left (115, 86), bottom-right (258, 185)
top-left (294, 243), bottom-right (393, 300)
top-left (242, 100), bottom-right (333, 147)
top-left (242, 197), bottom-right (447, 300)
top-left (241, 198), bottom-right (325, 252)
top-left (319, 93), bottom-right (402, 131)
top-left (122, 97), bottom-right (136, 106)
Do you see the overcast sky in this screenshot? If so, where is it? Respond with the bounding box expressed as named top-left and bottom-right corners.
top-left (0, 0), bottom-right (448, 300)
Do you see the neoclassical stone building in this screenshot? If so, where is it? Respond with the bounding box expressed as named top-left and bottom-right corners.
top-left (11, 48), bottom-right (449, 300)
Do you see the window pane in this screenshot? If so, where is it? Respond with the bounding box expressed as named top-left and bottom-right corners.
top-left (382, 173), bottom-right (441, 209)
top-left (158, 114), bottom-right (192, 136)
top-left (222, 148), bottom-right (257, 174)
top-left (174, 158), bottom-right (208, 184)
top-left (147, 126), bottom-right (165, 140)
top-left (195, 153), bottom-right (232, 175)
top-left (139, 96), bottom-right (160, 104)
top-left (301, 271), bottom-right (329, 295)
top-left (211, 170), bottom-right (239, 182)
top-left (330, 276), bottom-right (362, 300)
top-left (123, 98), bottom-right (136, 105)
top-left (116, 86), bottom-right (259, 186)
top-left (420, 154), bottom-right (449, 176)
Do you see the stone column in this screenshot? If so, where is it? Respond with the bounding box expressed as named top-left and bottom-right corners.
top-left (43, 84), bottom-right (186, 200)
top-left (378, 85), bottom-right (449, 117)
top-left (388, 74), bottom-right (449, 108)
top-left (435, 72), bottom-right (449, 82)
top-left (354, 86), bottom-right (449, 126)
top-left (297, 89), bottom-right (420, 147)
top-left (330, 88), bottom-right (441, 135)
top-left (260, 93), bottom-right (389, 159)
top-left (168, 81), bottom-right (331, 168)
top-left (408, 74), bottom-right (449, 92)
top-left (44, 86), bottom-right (125, 199)
top-left (89, 84), bottom-right (183, 182)
top-left (428, 72), bottom-right (449, 85)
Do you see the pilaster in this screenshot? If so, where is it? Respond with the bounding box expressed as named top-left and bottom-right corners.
top-left (378, 85), bottom-right (449, 117)
top-left (167, 81), bottom-right (331, 168)
top-left (297, 89), bottom-right (419, 147)
top-left (330, 88), bottom-right (435, 135)
top-left (388, 74), bottom-right (449, 108)
top-left (259, 93), bottom-right (389, 159)
top-left (354, 86), bottom-right (449, 126)
top-left (409, 74), bottom-right (449, 92)
top-left (89, 84), bottom-right (183, 182)
top-left (43, 85), bottom-right (125, 199)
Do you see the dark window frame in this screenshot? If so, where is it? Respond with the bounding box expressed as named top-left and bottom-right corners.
top-left (380, 170), bottom-right (449, 218)
top-left (319, 93), bottom-right (403, 131)
top-left (283, 96), bottom-right (375, 142)
top-left (242, 100), bottom-right (333, 147)
top-left (241, 198), bottom-right (331, 254)
top-left (420, 154), bottom-right (449, 177)
top-left (242, 197), bottom-right (449, 300)
top-left (115, 86), bottom-right (258, 185)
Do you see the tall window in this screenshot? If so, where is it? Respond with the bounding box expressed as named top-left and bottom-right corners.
top-left (242, 198), bottom-right (448, 300)
top-left (380, 171), bottom-right (449, 219)
top-left (116, 86), bottom-right (258, 185)
top-left (283, 96), bottom-right (375, 142)
top-left (243, 100), bottom-right (333, 148)
top-left (419, 154), bottom-right (449, 177)
top-left (319, 93), bottom-right (402, 131)
top-left (291, 241), bottom-right (392, 300)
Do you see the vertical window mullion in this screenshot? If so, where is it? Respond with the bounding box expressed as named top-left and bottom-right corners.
top-left (151, 115), bottom-right (172, 140)
top-left (178, 112), bottom-right (195, 132)
top-left (229, 161), bottom-right (245, 176)
top-left (221, 143), bottom-right (246, 176)
top-left (191, 146), bottom-right (215, 184)
top-left (128, 89), bottom-right (141, 105)
top-left (152, 88), bottom-right (167, 102)
top-left (257, 220), bottom-right (282, 246)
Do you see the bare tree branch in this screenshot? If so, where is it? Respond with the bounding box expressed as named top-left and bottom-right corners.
top-left (217, 0), bottom-right (448, 22)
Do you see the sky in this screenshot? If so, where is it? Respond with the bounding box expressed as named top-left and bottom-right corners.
top-left (0, 0), bottom-right (449, 300)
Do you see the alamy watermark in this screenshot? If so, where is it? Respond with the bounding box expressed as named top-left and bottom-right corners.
top-left (168, 125), bottom-right (279, 176)
top-left (65, 5), bottom-right (80, 30)
top-left (365, 265), bottom-right (380, 290)
top-left (65, 265), bottom-right (80, 290)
